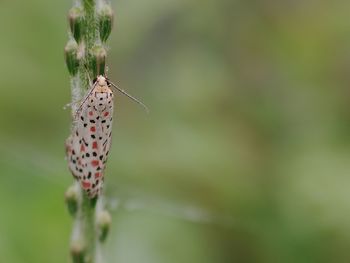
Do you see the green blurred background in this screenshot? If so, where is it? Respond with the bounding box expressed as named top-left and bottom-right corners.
top-left (0, 0), bottom-right (350, 262)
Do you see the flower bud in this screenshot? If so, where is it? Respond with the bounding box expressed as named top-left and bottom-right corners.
top-left (64, 40), bottom-right (80, 76)
top-left (97, 210), bottom-right (112, 242)
top-left (70, 241), bottom-right (86, 263)
top-left (68, 7), bottom-right (85, 43)
top-left (98, 4), bottom-right (114, 42)
top-left (91, 45), bottom-right (106, 76)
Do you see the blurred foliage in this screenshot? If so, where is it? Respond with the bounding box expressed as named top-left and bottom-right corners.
top-left (0, 0), bottom-right (350, 262)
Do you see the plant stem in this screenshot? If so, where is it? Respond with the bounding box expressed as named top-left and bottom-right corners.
top-left (65, 0), bottom-right (114, 262)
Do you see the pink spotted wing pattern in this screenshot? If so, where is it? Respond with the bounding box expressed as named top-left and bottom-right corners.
top-left (66, 76), bottom-right (114, 198)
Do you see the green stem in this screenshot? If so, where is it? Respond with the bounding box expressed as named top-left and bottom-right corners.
top-left (80, 192), bottom-right (98, 263)
top-left (65, 1), bottom-right (114, 263)
top-left (82, 0), bottom-right (97, 81)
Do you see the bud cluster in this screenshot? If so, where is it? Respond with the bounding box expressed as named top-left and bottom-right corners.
top-left (64, 1), bottom-right (114, 77)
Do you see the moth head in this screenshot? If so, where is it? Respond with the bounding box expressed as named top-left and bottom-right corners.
top-left (95, 75), bottom-right (108, 87)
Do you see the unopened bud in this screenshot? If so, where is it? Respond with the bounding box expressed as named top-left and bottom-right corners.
top-left (70, 241), bottom-right (86, 263)
top-left (98, 4), bottom-right (114, 42)
top-left (97, 210), bottom-right (112, 242)
top-left (65, 185), bottom-right (79, 216)
top-left (91, 45), bottom-right (106, 76)
top-left (64, 40), bottom-right (80, 76)
top-left (68, 7), bottom-right (85, 43)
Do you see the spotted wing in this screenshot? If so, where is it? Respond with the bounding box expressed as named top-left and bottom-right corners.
top-left (66, 86), bottom-right (114, 198)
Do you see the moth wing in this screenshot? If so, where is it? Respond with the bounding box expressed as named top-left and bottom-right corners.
top-left (66, 101), bottom-right (95, 196)
top-left (80, 88), bottom-right (114, 197)
top-left (66, 84), bottom-right (114, 198)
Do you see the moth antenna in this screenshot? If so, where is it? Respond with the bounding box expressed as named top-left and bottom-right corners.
top-left (74, 81), bottom-right (97, 118)
top-left (109, 81), bottom-right (149, 113)
top-left (82, 63), bottom-right (94, 85)
top-left (86, 72), bottom-right (93, 85)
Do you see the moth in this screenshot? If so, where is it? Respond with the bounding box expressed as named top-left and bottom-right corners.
top-left (66, 75), bottom-right (147, 198)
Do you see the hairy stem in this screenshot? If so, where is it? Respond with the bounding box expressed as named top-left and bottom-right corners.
top-left (65, 0), bottom-right (113, 262)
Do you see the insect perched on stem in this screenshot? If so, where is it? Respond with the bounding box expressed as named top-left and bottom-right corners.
top-left (66, 75), bottom-right (148, 198)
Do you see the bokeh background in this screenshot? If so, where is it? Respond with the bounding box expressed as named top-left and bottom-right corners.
top-left (0, 0), bottom-right (350, 262)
